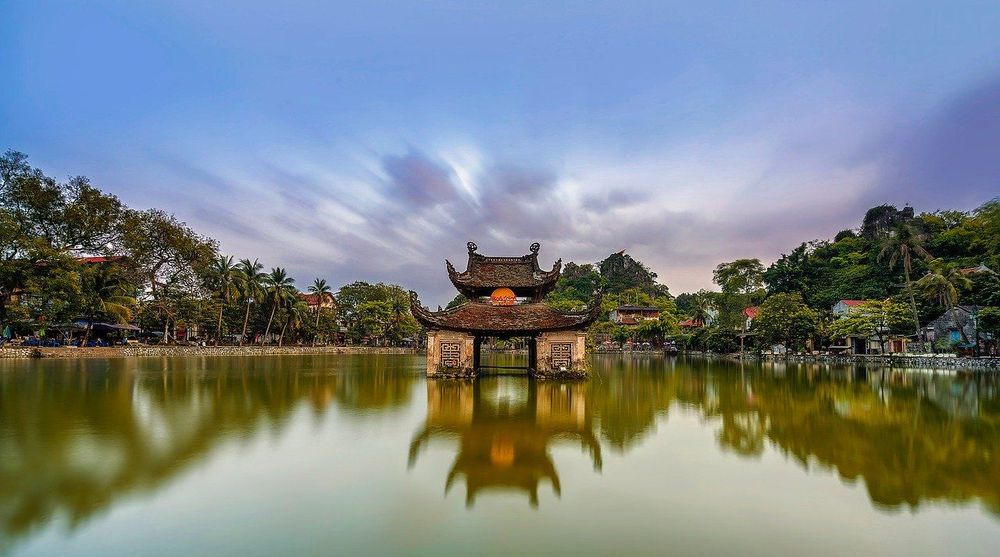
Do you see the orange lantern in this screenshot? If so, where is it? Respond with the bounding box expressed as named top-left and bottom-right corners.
top-left (490, 287), bottom-right (516, 306)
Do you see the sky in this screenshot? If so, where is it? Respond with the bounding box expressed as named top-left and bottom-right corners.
top-left (2, 1), bottom-right (1000, 306)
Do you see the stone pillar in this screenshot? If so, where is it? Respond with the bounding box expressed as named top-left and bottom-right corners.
top-left (534, 330), bottom-right (588, 378)
top-left (426, 330), bottom-right (477, 377)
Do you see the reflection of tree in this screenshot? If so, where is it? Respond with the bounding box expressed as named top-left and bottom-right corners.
top-left (677, 362), bottom-right (1000, 516)
top-left (409, 379), bottom-right (601, 507)
top-left (588, 355), bottom-right (677, 451)
top-left (0, 355), bottom-right (420, 553)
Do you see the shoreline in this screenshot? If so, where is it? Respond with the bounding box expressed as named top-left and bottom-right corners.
top-left (3, 345), bottom-right (997, 371)
top-left (0, 345), bottom-right (420, 360)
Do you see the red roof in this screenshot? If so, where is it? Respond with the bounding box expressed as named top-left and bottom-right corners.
top-left (298, 292), bottom-right (332, 306)
top-left (743, 306), bottom-right (760, 319)
top-left (77, 256), bottom-right (124, 264)
top-left (679, 318), bottom-right (704, 328)
top-left (839, 300), bottom-right (864, 307)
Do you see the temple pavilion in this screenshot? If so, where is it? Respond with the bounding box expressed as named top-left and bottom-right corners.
top-left (409, 242), bottom-right (601, 377)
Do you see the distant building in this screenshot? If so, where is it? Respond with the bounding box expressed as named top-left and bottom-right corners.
top-left (610, 305), bottom-right (660, 325)
top-left (829, 299), bottom-right (908, 355)
top-left (679, 318), bottom-right (705, 331)
top-left (742, 306), bottom-right (760, 331)
top-left (959, 264), bottom-right (995, 276)
top-left (832, 299), bottom-right (864, 318)
top-left (298, 292), bottom-right (335, 313)
top-left (928, 306), bottom-right (984, 349)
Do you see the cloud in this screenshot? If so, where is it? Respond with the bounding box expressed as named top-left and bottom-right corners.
top-left (145, 74), bottom-right (1000, 307)
top-left (880, 74), bottom-right (1000, 209)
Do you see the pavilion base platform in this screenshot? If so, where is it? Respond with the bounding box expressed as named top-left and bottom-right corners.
top-left (426, 331), bottom-right (477, 378)
top-left (425, 330), bottom-right (590, 379)
top-left (531, 331), bottom-right (589, 380)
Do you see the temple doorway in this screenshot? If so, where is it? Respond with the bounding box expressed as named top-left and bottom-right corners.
top-left (474, 336), bottom-right (537, 374)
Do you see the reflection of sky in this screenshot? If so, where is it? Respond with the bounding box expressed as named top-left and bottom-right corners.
top-left (4, 357), bottom-right (1000, 556)
top-left (3, 2), bottom-right (1000, 305)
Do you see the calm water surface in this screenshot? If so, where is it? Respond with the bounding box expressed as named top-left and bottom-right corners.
top-left (2, 354), bottom-right (999, 556)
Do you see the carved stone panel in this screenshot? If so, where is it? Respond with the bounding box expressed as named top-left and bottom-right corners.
top-left (551, 342), bottom-right (572, 368)
top-left (440, 342), bottom-right (461, 368)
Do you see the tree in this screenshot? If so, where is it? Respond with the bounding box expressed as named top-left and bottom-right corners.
top-left (752, 293), bottom-right (818, 352)
top-left (713, 259), bottom-right (765, 301)
top-left (861, 204), bottom-right (913, 240)
top-left (261, 267), bottom-right (295, 345)
top-left (689, 290), bottom-right (716, 325)
top-left (119, 209), bottom-right (217, 343)
top-left (878, 221), bottom-right (931, 345)
top-left (78, 263), bottom-right (137, 345)
top-left (917, 259), bottom-right (973, 342)
top-left (307, 278), bottom-right (333, 346)
top-left (828, 299), bottom-right (910, 354)
top-left (209, 255), bottom-right (238, 345)
top-left (237, 258), bottom-right (264, 345)
top-left (598, 251), bottom-right (665, 296)
top-left (278, 299), bottom-right (309, 346)
top-left (978, 307), bottom-right (1000, 355)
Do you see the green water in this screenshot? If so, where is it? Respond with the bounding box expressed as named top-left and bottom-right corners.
top-left (2, 354), bottom-right (999, 556)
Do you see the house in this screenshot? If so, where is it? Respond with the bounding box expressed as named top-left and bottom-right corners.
top-left (928, 306), bottom-right (986, 350)
top-left (298, 292), bottom-right (335, 313)
top-left (959, 264), bottom-right (995, 276)
top-left (832, 299), bottom-right (864, 318)
top-left (829, 299), bottom-right (909, 355)
top-left (610, 305), bottom-right (660, 325)
top-left (678, 318), bottom-right (704, 331)
top-left (742, 306), bottom-right (760, 331)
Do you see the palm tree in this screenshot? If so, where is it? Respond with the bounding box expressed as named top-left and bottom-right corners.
top-left (690, 290), bottom-right (715, 326)
top-left (279, 299), bottom-right (310, 346)
top-left (307, 278), bottom-right (332, 346)
top-left (80, 267), bottom-right (137, 345)
top-left (237, 258), bottom-right (264, 346)
top-left (261, 267), bottom-right (295, 345)
top-left (878, 222), bottom-right (931, 346)
top-left (210, 255), bottom-right (238, 346)
top-left (389, 290), bottom-right (409, 345)
top-left (917, 259), bottom-right (973, 343)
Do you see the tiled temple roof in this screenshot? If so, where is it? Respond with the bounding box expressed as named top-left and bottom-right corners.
top-left (409, 290), bottom-right (601, 334)
top-left (446, 242), bottom-right (561, 299)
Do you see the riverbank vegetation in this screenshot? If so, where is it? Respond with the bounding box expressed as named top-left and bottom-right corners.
top-left (3, 150), bottom-right (998, 352)
top-left (0, 151), bottom-right (418, 346)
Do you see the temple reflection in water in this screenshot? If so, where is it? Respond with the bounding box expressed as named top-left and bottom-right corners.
top-left (3, 354), bottom-right (1000, 553)
top-left (408, 379), bottom-right (602, 507)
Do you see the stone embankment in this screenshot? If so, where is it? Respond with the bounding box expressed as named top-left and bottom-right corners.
top-left (0, 345), bottom-right (420, 360)
top-left (759, 353), bottom-right (1000, 370)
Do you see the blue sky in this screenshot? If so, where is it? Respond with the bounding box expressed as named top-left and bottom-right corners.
top-left (3, 1), bottom-right (999, 305)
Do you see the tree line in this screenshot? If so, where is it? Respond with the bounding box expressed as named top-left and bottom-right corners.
top-left (0, 150), bottom-right (418, 346)
top-left (670, 204), bottom-right (1000, 353)
top-left (538, 202), bottom-right (1000, 353)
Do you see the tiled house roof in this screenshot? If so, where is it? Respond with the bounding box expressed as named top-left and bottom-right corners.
top-left (409, 291), bottom-right (600, 335)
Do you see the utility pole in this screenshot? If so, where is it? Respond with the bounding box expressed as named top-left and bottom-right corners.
top-left (973, 306), bottom-right (981, 358)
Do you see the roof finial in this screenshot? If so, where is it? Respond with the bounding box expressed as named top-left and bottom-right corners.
top-left (529, 242), bottom-right (540, 254)
top-left (467, 241), bottom-right (478, 253)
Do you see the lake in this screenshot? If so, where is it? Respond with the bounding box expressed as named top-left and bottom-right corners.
top-left (2, 354), bottom-right (999, 556)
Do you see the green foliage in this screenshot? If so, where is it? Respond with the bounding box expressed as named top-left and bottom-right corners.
top-left (336, 281), bottom-right (417, 344)
top-left (979, 307), bottom-right (1000, 353)
top-left (445, 294), bottom-right (467, 309)
top-left (598, 251), bottom-right (667, 296)
top-left (828, 300), bottom-right (910, 354)
top-left (713, 259), bottom-right (765, 299)
top-left (752, 293), bottom-right (817, 350)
